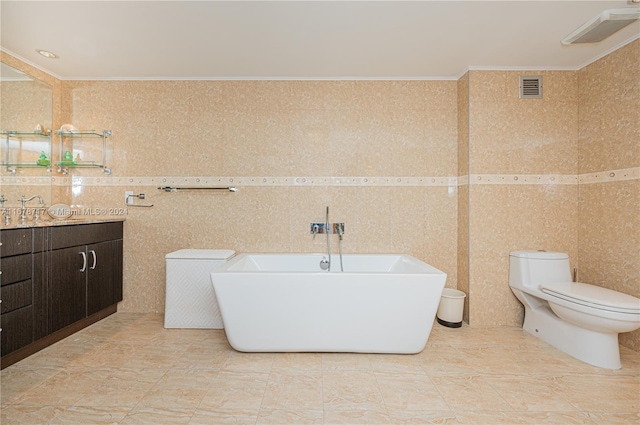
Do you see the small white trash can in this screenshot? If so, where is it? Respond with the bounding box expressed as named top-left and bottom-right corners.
top-left (436, 288), bottom-right (466, 328)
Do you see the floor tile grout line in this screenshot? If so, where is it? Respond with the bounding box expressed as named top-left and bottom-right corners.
top-left (371, 368), bottom-right (390, 418)
top-left (425, 370), bottom-right (457, 416)
top-left (482, 373), bottom-right (530, 414)
top-left (320, 355), bottom-right (326, 425)
top-left (253, 356), bottom-right (275, 425)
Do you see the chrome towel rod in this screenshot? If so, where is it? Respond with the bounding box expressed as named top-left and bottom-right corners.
top-left (158, 186), bottom-right (237, 192)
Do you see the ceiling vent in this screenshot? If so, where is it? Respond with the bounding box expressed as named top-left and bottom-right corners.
top-left (519, 76), bottom-right (542, 99)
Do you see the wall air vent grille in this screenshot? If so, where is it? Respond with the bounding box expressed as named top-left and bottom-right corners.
top-left (519, 76), bottom-right (542, 99)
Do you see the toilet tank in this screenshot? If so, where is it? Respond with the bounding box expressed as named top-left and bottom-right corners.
top-left (509, 251), bottom-right (572, 289)
top-left (165, 249), bottom-right (236, 329)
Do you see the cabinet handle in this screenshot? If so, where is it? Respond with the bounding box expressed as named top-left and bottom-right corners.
top-left (80, 251), bottom-right (87, 272)
top-left (90, 250), bottom-right (97, 270)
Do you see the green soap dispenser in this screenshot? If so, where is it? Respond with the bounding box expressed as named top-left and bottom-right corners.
top-left (37, 151), bottom-right (50, 166)
top-left (62, 150), bottom-right (76, 165)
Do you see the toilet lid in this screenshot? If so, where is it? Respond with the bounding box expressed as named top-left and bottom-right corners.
top-left (541, 282), bottom-right (640, 314)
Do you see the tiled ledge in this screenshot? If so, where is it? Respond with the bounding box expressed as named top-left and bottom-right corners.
top-left (1, 167), bottom-right (638, 187)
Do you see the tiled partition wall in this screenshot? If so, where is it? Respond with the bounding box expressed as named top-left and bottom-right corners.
top-left (456, 73), bottom-right (470, 323)
top-left (577, 40), bottom-right (640, 351)
top-left (464, 70), bottom-right (580, 327)
top-left (59, 81), bottom-right (460, 313)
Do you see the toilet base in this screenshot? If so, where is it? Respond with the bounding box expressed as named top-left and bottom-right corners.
top-left (523, 304), bottom-right (621, 369)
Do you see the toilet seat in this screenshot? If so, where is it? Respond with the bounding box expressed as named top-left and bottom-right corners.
top-left (540, 282), bottom-right (640, 314)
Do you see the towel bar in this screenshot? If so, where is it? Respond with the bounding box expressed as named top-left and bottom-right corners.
top-left (158, 186), bottom-right (237, 192)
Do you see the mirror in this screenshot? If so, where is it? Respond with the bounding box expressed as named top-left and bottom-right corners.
top-left (0, 61), bottom-right (53, 220)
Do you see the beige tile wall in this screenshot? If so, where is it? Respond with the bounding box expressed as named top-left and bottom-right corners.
top-left (577, 40), bottom-right (640, 351)
top-left (468, 184), bottom-right (579, 326)
top-left (1, 81), bottom-right (52, 131)
top-left (61, 80), bottom-right (459, 313)
top-left (468, 70), bottom-right (579, 175)
top-left (465, 70), bottom-right (580, 327)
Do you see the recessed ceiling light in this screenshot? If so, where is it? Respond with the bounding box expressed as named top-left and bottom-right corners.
top-left (36, 49), bottom-right (58, 59)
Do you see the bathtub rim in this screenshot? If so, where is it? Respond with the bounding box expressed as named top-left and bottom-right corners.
top-left (212, 252), bottom-right (447, 275)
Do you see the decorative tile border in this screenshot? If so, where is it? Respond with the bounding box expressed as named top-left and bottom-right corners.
top-left (465, 168), bottom-right (639, 185)
top-left (578, 167), bottom-right (640, 185)
top-left (62, 176), bottom-right (459, 187)
top-left (2, 168), bottom-right (638, 187)
top-left (468, 174), bottom-right (578, 185)
top-left (0, 176), bottom-right (52, 186)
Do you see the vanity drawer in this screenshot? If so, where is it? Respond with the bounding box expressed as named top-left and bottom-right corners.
top-left (1, 254), bottom-right (32, 285)
top-left (0, 229), bottom-right (32, 257)
top-left (0, 306), bottom-right (34, 354)
top-left (50, 222), bottom-right (123, 249)
top-left (1, 280), bottom-right (33, 314)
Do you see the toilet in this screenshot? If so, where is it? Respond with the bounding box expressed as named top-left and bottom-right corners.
top-left (165, 249), bottom-right (236, 329)
top-left (509, 251), bottom-right (640, 369)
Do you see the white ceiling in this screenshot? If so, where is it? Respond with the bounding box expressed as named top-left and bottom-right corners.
top-left (1, 1), bottom-right (639, 80)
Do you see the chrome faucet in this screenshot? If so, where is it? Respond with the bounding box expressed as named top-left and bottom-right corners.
top-left (310, 208), bottom-right (346, 271)
top-left (18, 195), bottom-right (44, 222)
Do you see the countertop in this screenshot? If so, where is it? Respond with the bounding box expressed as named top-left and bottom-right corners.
top-left (1, 216), bottom-right (125, 230)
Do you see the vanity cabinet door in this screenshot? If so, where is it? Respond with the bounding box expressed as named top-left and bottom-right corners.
top-left (114, 239), bottom-right (123, 304)
top-left (87, 241), bottom-right (116, 316)
top-left (49, 246), bottom-right (87, 333)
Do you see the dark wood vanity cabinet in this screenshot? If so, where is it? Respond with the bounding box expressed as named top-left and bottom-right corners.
top-left (49, 221), bottom-right (123, 333)
top-left (1, 221), bottom-right (123, 368)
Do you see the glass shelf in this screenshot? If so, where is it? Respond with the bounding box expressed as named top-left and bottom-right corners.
top-left (2, 163), bottom-right (50, 168)
top-left (53, 162), bottom-right (101, 168)
top-left (1, 131), bottom-right (51, 139)
top-left (1, 131), bottom-right (52, 171)
top-left (54, 130), bottom-right (112, 138)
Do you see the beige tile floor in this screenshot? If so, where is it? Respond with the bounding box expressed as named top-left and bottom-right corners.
top-left (1, 313), bottom-right (639, 424)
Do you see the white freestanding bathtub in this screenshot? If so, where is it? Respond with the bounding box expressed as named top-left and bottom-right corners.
top-left (210, 253), bottom-right (447, 354)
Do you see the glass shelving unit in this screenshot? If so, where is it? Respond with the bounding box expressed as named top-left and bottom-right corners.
top-left (0, 130), bottom-right (52, 173)
top-left (55, 130), bottom-right (112, 174)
